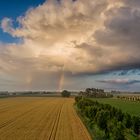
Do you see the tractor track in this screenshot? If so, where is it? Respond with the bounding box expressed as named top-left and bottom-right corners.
top-left (48, 102), bottom-right (64, 140)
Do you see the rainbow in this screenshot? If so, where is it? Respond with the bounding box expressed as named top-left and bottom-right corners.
top-left (58, 66), bottom-right (65, 92)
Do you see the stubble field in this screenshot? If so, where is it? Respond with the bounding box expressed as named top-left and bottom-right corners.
top-left (0, 97), bottom-right (91, 140)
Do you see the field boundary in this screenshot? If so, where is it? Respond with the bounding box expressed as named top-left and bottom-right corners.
top-left (74, 105), bottom-right (94, 140)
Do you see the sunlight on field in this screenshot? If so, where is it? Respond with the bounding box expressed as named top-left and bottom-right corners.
top-left (0, 97), bottom-right (91, 140)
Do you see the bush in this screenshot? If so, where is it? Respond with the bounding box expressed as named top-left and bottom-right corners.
top-left (75, 96), bottom-right (82, 103)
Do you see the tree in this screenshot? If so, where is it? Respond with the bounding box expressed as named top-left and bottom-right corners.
top-left (61, 90), bottom-right (71, 97)
top-left (95, 110), bottom-right (110, 130)
top-left (132, 116), bottom-right (140, 135)
top-left (112, 122), bottom-right (126, 140)
top-left (123, 113), bottom-right (132, 128)
top-left (95, 110), bottom-right (110, 138)
top-left (115, 109), bottom-right (124, 121)
top-left (84, 106), bottom-right (98, 120)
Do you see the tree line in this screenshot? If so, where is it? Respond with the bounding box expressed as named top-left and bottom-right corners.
top-left (75, 96), bottom-right (140, 140)
top-left (79, 88), bottom-right (113, 98)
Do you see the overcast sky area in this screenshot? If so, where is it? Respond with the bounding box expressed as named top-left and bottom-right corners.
top-left (0, 0), bottom-right (140, 91)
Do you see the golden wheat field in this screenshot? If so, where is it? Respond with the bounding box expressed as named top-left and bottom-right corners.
top-left (0, 97), bottom-right (91, 140)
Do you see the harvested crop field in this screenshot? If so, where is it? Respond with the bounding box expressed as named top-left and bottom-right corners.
top-left (0, 97), bottom-right (91, 140)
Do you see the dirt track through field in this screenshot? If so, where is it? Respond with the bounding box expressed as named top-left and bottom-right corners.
top-left (0, 97), bottom-right (91, 140)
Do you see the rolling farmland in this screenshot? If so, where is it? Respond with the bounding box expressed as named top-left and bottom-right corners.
top-left (0, 97), bottom-right (91, 140)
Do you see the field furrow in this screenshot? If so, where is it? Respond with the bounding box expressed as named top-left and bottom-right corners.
top-left (48, 102), bottom-right (63, 140)
top-left (0, 97), bottom-right (91, 140)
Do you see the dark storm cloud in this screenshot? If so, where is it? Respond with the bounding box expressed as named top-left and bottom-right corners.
top-left (116, 69), bottom-right (140, 76)
top-left (97, 79), bottom-right (140, 85)
top-left (93, 1), bottom-right (140, 73)
top-left (124, 0), bottom-right (140, 7)
top-left (95, 7), bottom-right (140, 47)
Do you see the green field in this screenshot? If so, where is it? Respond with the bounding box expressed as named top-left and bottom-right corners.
top-left (90, 98), bottom-right (140, 116)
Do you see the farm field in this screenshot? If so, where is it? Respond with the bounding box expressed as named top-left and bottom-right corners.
top-left (91, 98), bottom-right (140, 116)
top-left (0, 97), bottom-right (91, 140)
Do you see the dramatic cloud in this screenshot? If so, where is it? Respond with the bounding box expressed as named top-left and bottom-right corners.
top-left (97, 79), bottom-right (140, 85)
top-left (94, 0), bottom-right (140, 71)
top-left (0, 0), bottom-right (140, 90)
top-left (1, 0), bottom-right (109, 74)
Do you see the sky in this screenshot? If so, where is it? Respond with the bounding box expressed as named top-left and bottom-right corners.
top-left (0, 0), bottom-right (140, 91)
